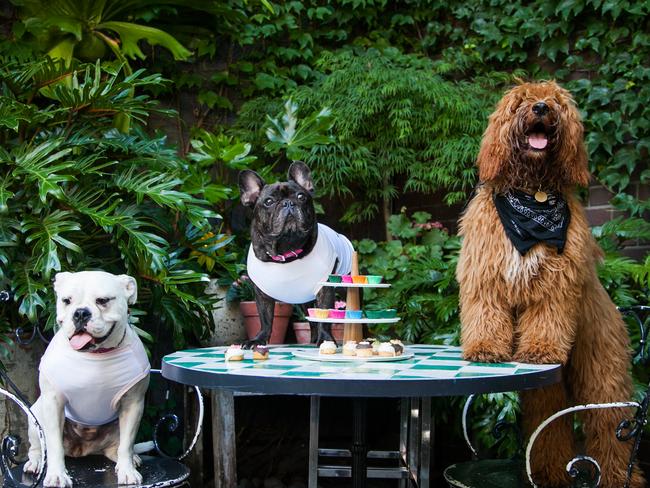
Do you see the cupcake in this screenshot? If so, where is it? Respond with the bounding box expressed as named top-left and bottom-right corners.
top-left (364, 310), bottom-right (383, 319)
top-left (328, 309), bottom-right (346, 319)
top-left (352, 275), bottom-right (368, 284)
top-left (355, 341), bottom-right (373, 357)
top-left (371, 339), bottom-right (382, 355)
top-left (253, 345), bottom-right (269, 360)
top-left (366, 275), bottom-right (383, 284)
top-left (319, 341), bottom-right (337, 355)
top-left (345, 310), bottom-right (363, 320)
top-left (377, 342), bottom-right (398, 357)
top-left (313, 308), bottom-right (330, 319)
top-left (328, 274), bottom-right (342, 283)
top-left (307, 308), bottom-right (318, 318)
top-left (225, 345), bottom-right (244, 361)
top-left (381, 309), bottom-right (398, 319)
top-left (341, 275), bottom-right (353, 283)
top-left (342, 341), bottom-right (357, 356)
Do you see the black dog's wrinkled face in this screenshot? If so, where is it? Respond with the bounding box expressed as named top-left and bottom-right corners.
top-left (239, 161), bottom-right (317, 260)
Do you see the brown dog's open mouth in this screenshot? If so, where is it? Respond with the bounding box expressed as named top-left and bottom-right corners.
top-left (527, 123), bottom-right (549, 150)
top-left (69, 331), bottom-right (95, 350)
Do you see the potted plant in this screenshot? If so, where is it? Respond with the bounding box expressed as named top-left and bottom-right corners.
top-left (292, 306), bottom-right (311, 344)
top-left (227, 275), bottom-right (291, 344)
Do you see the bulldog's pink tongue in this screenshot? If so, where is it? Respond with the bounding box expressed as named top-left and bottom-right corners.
top-left (70, 332), bottom-right (93, 350)
top-left (528, 133), bottom-right (548, 149)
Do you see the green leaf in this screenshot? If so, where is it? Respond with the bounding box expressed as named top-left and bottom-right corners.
top-left (98, 21), bottom-right (192, 60)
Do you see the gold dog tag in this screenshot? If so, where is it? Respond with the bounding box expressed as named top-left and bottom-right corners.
top-left (534, 191), bottom-right (548, 202)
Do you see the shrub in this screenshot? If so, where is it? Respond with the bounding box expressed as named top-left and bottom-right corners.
top-left (0, 58), bottom-right (227, 349)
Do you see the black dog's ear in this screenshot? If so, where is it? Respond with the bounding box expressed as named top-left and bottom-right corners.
top-left (239, 170), bottom-right (265, 207)
top-left (287, 161), bottom-right (314, 194)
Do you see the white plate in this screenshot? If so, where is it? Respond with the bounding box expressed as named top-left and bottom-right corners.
top-left (305, 317), bottom-right (400, 324)
top-left (292, 349), bottom-right (413, 362)
top-left (317, 282), bottom-right (391, 288)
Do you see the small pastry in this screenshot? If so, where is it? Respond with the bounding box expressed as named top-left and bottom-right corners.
top-left (253, 345), bottom-right (269, 360)
top-left (390, 339), bottom-right (404, 356)
top-left (319, 341), bottom-right (337, 355)
top-left (371, 339), bottom-right (382, 355)
top-left (378, 342), bottom-right (397, 357)
top-left (342, 341), bottom-right (357, 356)
top-left (225, 345), bottom-right (244, 361)
top-left (355, 341), bottom-right (373, 357)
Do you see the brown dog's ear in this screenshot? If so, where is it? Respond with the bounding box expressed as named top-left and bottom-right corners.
top-left (238, 170), bottom-right (265, 207)
top-left (558, 97), bottom-right (590, 187)
top-left (287, 161), bottom-right (315, 194)
top-left (477, 109), bottom-right (511, 182)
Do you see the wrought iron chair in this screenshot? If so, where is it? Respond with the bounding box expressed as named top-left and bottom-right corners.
top-left (0, 291), bottom-right (204, 488)
top-left (444, 305), bottom-right (650, 488)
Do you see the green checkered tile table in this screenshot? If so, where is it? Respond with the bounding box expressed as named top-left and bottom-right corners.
top-left (162, 344), bottom-right (561, 397)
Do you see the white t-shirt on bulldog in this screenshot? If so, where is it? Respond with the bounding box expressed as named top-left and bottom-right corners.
top-left (40, 329), bottom-right (150, 426)
top-left (246, 223), bottom-right (354, 304)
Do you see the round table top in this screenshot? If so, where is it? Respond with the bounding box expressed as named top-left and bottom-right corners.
top-left (161, 344), bottom-right (561, 398)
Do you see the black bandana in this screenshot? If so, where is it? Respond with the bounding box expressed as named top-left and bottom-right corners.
top-left (493, 189), bottom-right (570, 256)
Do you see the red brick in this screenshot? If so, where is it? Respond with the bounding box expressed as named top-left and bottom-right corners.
top-left (586, 207), bottom-right (613, 226)
top-left (588, 185), bottom-right (615, 206)
top-left (637, 183), bottom-right (650, 201)
top-left (621, 245), bottom-right (650, 261)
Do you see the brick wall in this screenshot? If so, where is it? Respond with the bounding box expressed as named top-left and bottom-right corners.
top-left (585, 181), bottom-right (650, 261)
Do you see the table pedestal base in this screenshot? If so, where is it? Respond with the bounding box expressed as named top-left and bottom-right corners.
top-left (308, 396), bottom-right (432, 488)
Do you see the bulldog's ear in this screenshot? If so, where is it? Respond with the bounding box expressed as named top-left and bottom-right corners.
top-left (238, 170), bottom-right (265, 207)
top-left (288, 161), bottom-right (314, 194)
top-left (53, 272), bottom-right (73, 295)
top-left (118, 275), bottom-right (138, 305)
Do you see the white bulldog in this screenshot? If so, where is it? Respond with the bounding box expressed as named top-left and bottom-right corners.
top-left (24, 271), bottom-right (150, 487)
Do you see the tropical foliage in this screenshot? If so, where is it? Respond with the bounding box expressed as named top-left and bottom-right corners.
top-left (0, 58), bottom-right (229, 348)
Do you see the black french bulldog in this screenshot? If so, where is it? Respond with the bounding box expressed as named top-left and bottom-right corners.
top-left (238, 162), bottom-right (343, 348)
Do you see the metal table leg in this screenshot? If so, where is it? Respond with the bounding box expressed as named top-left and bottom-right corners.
top-left (352, 397), bottom-right (368, 488)
top-left (399, 398), bottom-right (409, 488)
top-left (408, 398), bottom-right (421, 485)
top-left (420, 397), bottom-right (432, 488)
top-left (308, 396), bottom-right (320, 488)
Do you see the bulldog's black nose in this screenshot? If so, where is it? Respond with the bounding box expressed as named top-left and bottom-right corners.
top-left (532, 102), bottom-right (549, 116)
top-left (73, 307), bottom-right (92, 328)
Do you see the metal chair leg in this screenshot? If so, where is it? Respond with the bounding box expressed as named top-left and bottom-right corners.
top-left (308, 396), bottom-right (320, 488)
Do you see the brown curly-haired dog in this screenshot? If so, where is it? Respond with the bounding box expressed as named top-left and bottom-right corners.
top-left (457, 81), bottom-right (644, 487)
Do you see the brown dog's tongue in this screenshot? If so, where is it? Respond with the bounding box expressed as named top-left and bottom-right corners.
top-left (70, 332), bottom-right (93, 350)
top-left (528, 133), bottom-right (548, 149)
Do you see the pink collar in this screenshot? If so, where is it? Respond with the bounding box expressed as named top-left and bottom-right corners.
top-left (267, 249), bottom-right (303, 262)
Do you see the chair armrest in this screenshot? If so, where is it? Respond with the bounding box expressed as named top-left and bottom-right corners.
top-left (149, 369), bottom-right (204, 461)
top-left (525, 401), bottom-right (640, 488)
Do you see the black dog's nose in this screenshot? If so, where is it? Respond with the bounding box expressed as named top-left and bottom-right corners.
top-left (532, 102), bottom-right (549, 116)
top-left (73, 307), bottom-right (92, 328)
top-left (282, 200), bottom-right (296, 208)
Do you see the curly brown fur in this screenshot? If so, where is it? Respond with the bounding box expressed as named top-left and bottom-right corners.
top-left (457, 81), bottom-right (644, 487)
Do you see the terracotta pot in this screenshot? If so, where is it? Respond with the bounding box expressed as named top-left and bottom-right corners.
top-left (293, 322), bottom-right (311, 344)
top-left (293, 322), bottom-right (346, 344)
top-left (240, 301), bottom-right (292, 344)
top-left (332, 323), bottom-right (345, 342)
